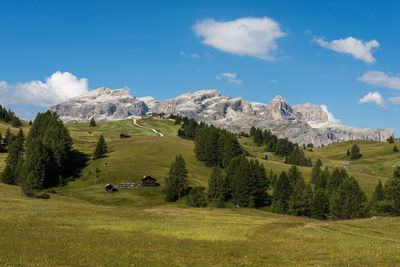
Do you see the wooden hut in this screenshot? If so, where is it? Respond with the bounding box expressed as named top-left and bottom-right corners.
top-left (141, 176), bottom-right (159, 186)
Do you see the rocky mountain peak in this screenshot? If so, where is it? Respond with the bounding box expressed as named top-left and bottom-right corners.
top-left (266, 95), bottom-right (297, 121)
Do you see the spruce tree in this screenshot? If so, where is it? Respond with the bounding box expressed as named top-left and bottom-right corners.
top-left (249, 126), bottom-right (256, 137)
top-left (310, 189), bottom-right (330, 219)
top-left (1, 129), bottom-right (24, 185)
top-left (4, 128), bottom-right (11, 147)
top-left (394, 145), bottom-right (399, 152)
top-left (272, 171), bottom-right (291, 214)
top-left (388, 136), bottom-right (395, 143)
top-left (310, 158), bottom-right (322, 184)
top-left (186, 186), bottom-right (207, 207)
top-left (208, 166), bottom-right (225, 206)
top-left (288, 177), bottom-right (312, 216)
top-left (315, 166), bottom-right (329, 190)
top-left (164, 155), bottom-right (188, 202)
top-left (327, 168), bottom-right (348, 195)
top-left (90, 117), bottom-right (96, 127)
top-left (93, 134), bottom-right (107, 159)
top-left (371, 179), bottom-right (384, 206)
top-left (350, 144), bottom-right (361, 159)
top-left (330, 176), bottom-right (367, 219)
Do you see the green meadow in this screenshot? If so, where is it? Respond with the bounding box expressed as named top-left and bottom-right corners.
top-left (1, 117), bottom-right (400, 266)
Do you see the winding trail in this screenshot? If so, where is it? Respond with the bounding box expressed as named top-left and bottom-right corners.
top-left (133, 118), bottom-right (164, 137)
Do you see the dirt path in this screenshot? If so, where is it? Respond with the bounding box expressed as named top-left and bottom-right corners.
top-left (133, 118), bottom-right (164, 137)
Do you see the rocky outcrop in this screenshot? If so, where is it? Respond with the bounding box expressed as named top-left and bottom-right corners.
top-left (49, 88), bottom-right (395, 146)
top-left (48, 87), bottom-right (148, 123)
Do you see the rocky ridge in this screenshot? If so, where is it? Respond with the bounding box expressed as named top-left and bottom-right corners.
top-left (48, 88), bottom-right (394, 146)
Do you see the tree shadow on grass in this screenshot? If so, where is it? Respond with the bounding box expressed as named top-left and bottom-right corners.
top-left (63, 149), bottom-right (90, 183)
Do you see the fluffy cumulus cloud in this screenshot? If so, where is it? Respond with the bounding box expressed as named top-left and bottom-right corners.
top-left (315, 36), bottom-right (379, 64)
top-left (193, 17), bottom-right (286, 60)
top-left (216, 72), bottom-right (242, 84)
top-left (0, 71), bottom-right (89, 107)
top-left (320, 105), bottom-right (341, 124)
top-left (359, 91), bottom-right (386, 109)
top-left (358, 70), bottom-right (400, 90)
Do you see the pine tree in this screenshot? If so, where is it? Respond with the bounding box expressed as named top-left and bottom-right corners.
top-left (393, 145), bottom-right (399, 152)
top-left (230, 155), bottom-right (252, 206)
top-left (371, 180), bottom-right (384, 206)
top-left (315, 166), bottom-right (329, 190)
top-left (350, 144), bottom-right (361, 159)
top-left (4, 128), bottom-right (11, 147)
top-left (208, 166), bottom-right (225, 206)
top-left (186, 186), bottom-right (207, 207)
top-left (272, 171), bottom-right (291, 214)
top-left (93, 135), bottom-right (107, 159)
top-left (1, 129), bottom-right (24, 185)
top-left (90, 117), bottom-right (96, 127)
top-left (330, 176), bottom-right (368, 219)
top-left (310, 189), bottom-right (330, 219)
top-left (388, 136), bottom-right (395, 143)
top-left (249, 126), bottom-right (256, 137)
top-left (327, 168), bottom-right (348, 195)
top-left (164, 155), bottom-right (188, 202)
top-left (288, 177), bottom-right (312, 216)
top-left (310, 158), bottom-right (322, 184)
top-left (346, 149), bottom-right (350, 157)
top-left (382, 177), bottom-right (400, 215)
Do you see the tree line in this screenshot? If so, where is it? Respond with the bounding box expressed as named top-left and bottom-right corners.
top-left (0, 105), bottom-right (22, 128)
top-left (249, 126), bottom-right (312, 167)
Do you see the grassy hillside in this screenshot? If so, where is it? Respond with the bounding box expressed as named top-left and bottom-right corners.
top-left (1, 117), bottom-right (400, 265)
top-left (240, 137), bottom-right (400, 197)
top-left (1, 183), bottom-right (400, 266)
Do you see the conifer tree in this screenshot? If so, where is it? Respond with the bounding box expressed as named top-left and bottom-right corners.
top-left (315, 166), bottom-right (329, 190)
top-left (327, 168), bottom-right (348, 195)
top-left (371, 179), bottom-right (384, 206)
top-left (394, 145), bottom-right (399, 152)
top-left (288, 177), bottom-right (312, 216)
top-left (310, 188), bottom-right (330, 219)
top-left (90, 117), bottom-right (96, 127)
top-left (350, 144), bottom-right (361, 159)
top-left (4, 128), bottom-right (11, 147)
top-left (310, 158), bottom-right (322, 184)
top-left (272, 171), bottom-right (291, 214)
top-left (1, 129), bottom-right (24, 184)
top-left (394, 166), bottom-right (400, 179)
top-left (164, 155), bottom-right (188, 202)
top-left (208, 166), bottom-right (225, 206)
top-left (186, 186), bottom-right (207, 207)
top-left (93, 134), bottom-right (107, 159)
top-left (249, 126), bottom-right (256, 137)
top-left (330, 176), bottom-right (367, 219)
top-left (388, 136), bottom-right (395, 143)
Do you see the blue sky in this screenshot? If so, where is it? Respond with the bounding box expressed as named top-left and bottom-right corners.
top-left (1, 0), bottom-right (400, 135)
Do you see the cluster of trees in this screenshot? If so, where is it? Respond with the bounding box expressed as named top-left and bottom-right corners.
top-left (273, 160), bottom-right (368, 219)
top-left (0, 105), bottom-right (22, 127)
top-left (177, 117), bottom-right (203, 139)
top-left (370, 166), bottom-right (400, 215)
top-left (250, 126), bottom-right (312, 167)
top-left (208, 155), bottom-right (271, 208)
top-left (1, 111), bottom-right (79, 197)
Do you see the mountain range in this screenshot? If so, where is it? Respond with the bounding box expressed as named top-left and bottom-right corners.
top-left (48, 87), bottom-right (394, 146)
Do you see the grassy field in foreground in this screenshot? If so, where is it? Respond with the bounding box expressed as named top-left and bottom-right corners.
top-left (1, 184), bottom-right (400, 266)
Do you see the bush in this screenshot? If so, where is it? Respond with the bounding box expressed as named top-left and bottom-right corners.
top-left (35, 192), bottom-right (51, 199)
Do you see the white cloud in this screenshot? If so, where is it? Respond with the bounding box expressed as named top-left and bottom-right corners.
top-left (320, 105), bottom-right (341, 124)
top-left (389, 96), bottom-right (400, 104)
top-left (193, 17), bottom-right (286, 60)
top-left (359, 91), bottom-right (386, 109)
top-left (0, 71), bottom-right (89, 107)
top-left (358, 70), bottom-right (400, 90)
top-left (216, 72), bottom-right (242, 84)
top-left (314, 36), bottom-right (379, 64)
top-left (270, 79), bottom-right (278, 84)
